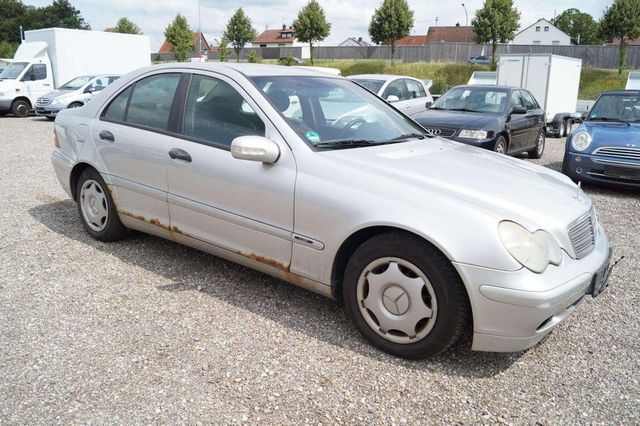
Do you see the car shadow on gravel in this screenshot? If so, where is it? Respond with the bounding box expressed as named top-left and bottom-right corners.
top-left (29, 198), bottom-right (527, 378)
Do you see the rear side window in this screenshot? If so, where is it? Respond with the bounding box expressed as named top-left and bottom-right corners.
top-left (126, 74), bottom-right (181, 131)
top-left (182, 74), bottom-right (265, 148)
top-left (102, 86), bottom-right (131, 122)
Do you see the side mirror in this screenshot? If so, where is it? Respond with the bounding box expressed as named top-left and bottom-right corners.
top-left (425, 101), bottom-right (433, 108)
top-left (231, 136), bottom-right (280, 164)
top-left (511, 106), bottom-right (527, 115)
top-left (386, 95), bottom-right (400, 103)
top-left (85, 86), bottom-right (96, 94)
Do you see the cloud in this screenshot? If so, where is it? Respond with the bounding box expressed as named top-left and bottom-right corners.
top-left (22, 0), bottom-right (611, 50)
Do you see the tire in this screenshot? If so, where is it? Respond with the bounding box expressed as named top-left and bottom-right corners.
top-left (493, 135), bottom-right (508, 154)
top-left (343, 231), bottom-right (470, 359)
top-left (11, 99), bottom-right (30, 117)
top-left (555, 120), bottom-right (565, 139)
top-left (76, 168), bottom-right (127, 242)
top-left (528, 129), bottom-right (545, 159)
top-left (68, 102), bottom-right (83, 109)
top-left (46, 116), bottom-right (55, 121)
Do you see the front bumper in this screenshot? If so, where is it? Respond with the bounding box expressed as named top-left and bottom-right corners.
top-left (51, 148), bottom-right (74, 198)
top-left (454, 220), bottom-right (611, 352)
top-left (447, 136), bottom-right (499, 151)
top-left (0, 98), bottom-right (12, 112)
top-left (35, 105), bottom-right (64, 117)
top-left (564, 151), bottom-right (640, 189)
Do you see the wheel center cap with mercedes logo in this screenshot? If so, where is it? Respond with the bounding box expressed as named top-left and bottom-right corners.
top-left (382, 286), bottom-right (410, 316)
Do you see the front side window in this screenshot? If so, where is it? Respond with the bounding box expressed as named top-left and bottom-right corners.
top-left (382, 79), bottom-right (407, 101)
top-left (183, 74), bottom-right (265, 148)
top-left (22, 64), bottom-right (47, 81)
top-left (588, 93), bottom-right (640, 123)
top-left (510, 91), bottom-right (525, 109)
top-left (351, 79), bottom-right (385, 94)
top-left (521, 91), bottom-right (539, 110)
top-left (126, 73), bottom-right (181, 131)
top-left (251, 76), bottom-right (425, 148)
top-left (432, 87), bottom-right (508, 113)
top-left (405, 79), bottom-right (425, 99)
top-left (102, 86), bottom-right (132, 122)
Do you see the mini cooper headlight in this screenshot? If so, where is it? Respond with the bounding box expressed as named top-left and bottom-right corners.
top-left (571, 131), bottom-right (592, 152)
top-left (458, 129), bottom-right (488, 139)
top-left (498, 221), bottom-right (562, 273)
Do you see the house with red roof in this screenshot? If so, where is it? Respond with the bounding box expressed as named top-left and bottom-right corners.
top-left (158, 31), bottom-right (211, 54)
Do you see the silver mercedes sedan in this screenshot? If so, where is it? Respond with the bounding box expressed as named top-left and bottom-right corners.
top-left (51, 63), bottom-right (612, 359)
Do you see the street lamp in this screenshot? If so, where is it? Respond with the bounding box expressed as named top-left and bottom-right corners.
top-left (461, 3), bottom-right (468, 43)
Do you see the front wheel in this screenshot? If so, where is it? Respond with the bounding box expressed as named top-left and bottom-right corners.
top-left (528, 129), bottom-right (545, 159)
top-left (343, 232), bottom-right (470, 359)
top-left (11, 99), bottom-right (30, 117)
top-left (493, 136), bottom-right (508, 154)
top-left (76, 168), bottom-right (127, 241)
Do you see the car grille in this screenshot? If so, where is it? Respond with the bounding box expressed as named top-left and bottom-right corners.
top-left (567, 209), bottom-right (596, 259)
top-left (593, 146), bottom-right (640, 160)
top-left (422, 127), bottom-right (457, 137)
top-left (36, 98), bottom-right (52, 106)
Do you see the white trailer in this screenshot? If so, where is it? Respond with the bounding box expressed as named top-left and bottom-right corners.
top-left (467, 71), bottom-right (497, 85)
top-left (625, 71), bottom-right (640, 90)
top-left (497, 53), bottom-right (582, 137)
top-left (0, 28), bottom-right (150, 117)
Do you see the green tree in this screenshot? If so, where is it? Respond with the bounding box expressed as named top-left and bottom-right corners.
top-left (35, 0), bottom-right (90, 30)
top-left (293, 0), bottom-right (331, 65)
top-left (223, 8), bottom-right (256, 62)
top-left (472, 0), bottom-right (520, 69)
top-left (368, 0), bottom-right (414, 64)
top-left (0, 0), bottom-right (27, 43)
top-left (0, 40), bottom-right (19, 57)
top-left (600, 0), bottom-right (640, 74)
top-left (218, 36), bottom-right (232, 62)
top-left (164, 14), bottom-right (193, 62)
top-left (114, 17), bottom-right (141, 34)
top-left (553, 9), bottom-right (601, 45)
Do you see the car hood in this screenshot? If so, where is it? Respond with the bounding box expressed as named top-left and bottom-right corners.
top-left (412, 109), bottom-right (501, 129)
top-left (42, 89), bottom-right (78, 99)
top-left (323, 138), bottom-right (591, 231)
top-left (583, 121), bottom-right (640, 144)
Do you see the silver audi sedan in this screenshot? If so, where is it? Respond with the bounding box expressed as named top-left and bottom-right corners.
top-left (51, 63), bottom-right (612, 359)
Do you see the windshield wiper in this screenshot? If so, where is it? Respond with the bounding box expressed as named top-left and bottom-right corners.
top-left (590, 117), bottom-right (630, 125)
top-left (387, 133), bottom-right (426, 142)
top-left (448, 107), bottom-right (481, 113)
top-left (314, 139), bottom-right (376, 149)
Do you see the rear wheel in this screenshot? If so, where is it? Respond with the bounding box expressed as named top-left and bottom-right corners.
top-left (76, 168), bottom-right (127, 242)
top-left (343, 232), bottom-right (470, 359)
top-left (556, 120), bottom-right (565, 138)
top-left (528, 129), bottom-right (545, 159)
top-left (11, 99), bottom-right (30, 117)
top-left (493, 136), bottom-right (508, 154)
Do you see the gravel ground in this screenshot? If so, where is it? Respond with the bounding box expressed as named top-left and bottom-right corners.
top-left (0, 117), bottom-right (638, 425)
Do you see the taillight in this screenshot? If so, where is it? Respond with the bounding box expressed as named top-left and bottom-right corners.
top-left (53, 128), bottom-right (60, 148)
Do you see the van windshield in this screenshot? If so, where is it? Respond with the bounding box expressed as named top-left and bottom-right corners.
top-left (0, 62), bottom-right (28, 80)
top-left (59, 75), bottom-right (96, 90)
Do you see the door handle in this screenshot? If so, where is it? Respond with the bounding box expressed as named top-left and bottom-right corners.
top-left (169, 148), bottom-right (192, 163)
top-left (99, 130), bottom-right (114, 142)
top-left (43, 83), bottom-right (51, 87)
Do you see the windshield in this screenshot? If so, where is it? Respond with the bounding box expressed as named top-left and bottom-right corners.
top-left (250, 76), bottom-right (426, 149)
top-left (59, 75), bottom-right (96, 90)
top-left (0, 62), bottom-right (28, 80)
top-left (587, 93), bottom-right (640, 123)
top-left (432, 86), bottom-right (509, 113)
top-left (351, 79), bottom-right (385, 94)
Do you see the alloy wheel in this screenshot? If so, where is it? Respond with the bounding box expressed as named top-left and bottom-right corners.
top-left (80, 179), bottom-right (109, 232)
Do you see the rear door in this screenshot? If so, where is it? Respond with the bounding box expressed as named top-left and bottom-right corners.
top-left (93, 72), bottom-right (182, 226)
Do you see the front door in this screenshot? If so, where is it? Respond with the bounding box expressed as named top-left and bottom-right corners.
top-left (401, 78), bottom-right (429, 115)
top-left (166, 73), bottom-right (296, 268)
top-left (21, 63), bottom-right (50, 104)
top-left (508, 90), bottom-right (531, 152)
top-left (93, 72), bottom-right (182, 226)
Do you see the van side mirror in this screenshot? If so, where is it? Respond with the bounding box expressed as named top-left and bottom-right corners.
top-left (511, 106), bottom-right (527, 115)
top-left (386, 95), bottom-right (400, 103)
top-left (231, 136), bottom-right (280, 164)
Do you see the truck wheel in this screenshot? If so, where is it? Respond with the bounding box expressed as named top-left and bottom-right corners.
top-left (11, 99), bottom-right (31, 117)
top-left (555, 120), bottom-right (565, 139)
top-left (343, 231), bottom-right (470, 359)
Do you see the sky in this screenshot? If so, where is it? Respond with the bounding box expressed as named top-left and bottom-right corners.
top-left (21, 0), bottom-right (611, 51)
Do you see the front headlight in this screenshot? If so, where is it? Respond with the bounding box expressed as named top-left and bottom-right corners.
top-left (498, 221), bottom-right (562, 273)
top-left (571, 131), bottom-right (592, 151)
top-left (458, 129), bottom-right (488, 139)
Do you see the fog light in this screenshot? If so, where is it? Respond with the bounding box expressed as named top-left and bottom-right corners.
top-left (575, 156), bottom-right (582, 163)
top-left (576, 167), bottom-right (583, 174)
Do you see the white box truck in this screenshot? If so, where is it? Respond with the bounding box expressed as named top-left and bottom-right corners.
top-left (496, 53), bottom-right (582, 138)
top-left (0, 28), bottom-right (150, 117)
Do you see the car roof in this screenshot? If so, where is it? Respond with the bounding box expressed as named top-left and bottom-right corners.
top-left (146, 62), bottom-right (341, 78)
top-left (454, 84), bottom-right (518, 90)
top-left (601, 90), bottom-right (640, 95)
top-left (348, 74), bottom-right (418, 81)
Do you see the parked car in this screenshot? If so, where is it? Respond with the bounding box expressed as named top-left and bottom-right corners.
top-left (52, 63), bottom-right (611, 359)
top-left (35, 75), bottom-right (120, 120)
top-left (412, 85), bottom-right (546, 158)
top-left (562, 90), bottom-right (640, 189)
top-left (348, 74), bottom-right (434, 116)
top-left (279, 56), bottom-right (304, 64)
top-left (468, 55), bottom-right (493, 65)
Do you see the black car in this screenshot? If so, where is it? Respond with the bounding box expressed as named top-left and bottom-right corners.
top-left (412, 85), bottom-right (546, 158)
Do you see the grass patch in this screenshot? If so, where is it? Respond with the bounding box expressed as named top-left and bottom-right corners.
top-left (579, 68), bottom-right (628, 100)
top-left (313, 60), bottom-right (489, 94)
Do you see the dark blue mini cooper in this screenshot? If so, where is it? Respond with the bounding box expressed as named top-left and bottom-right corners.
top-left (562, 90), bottom-right (640, 189)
